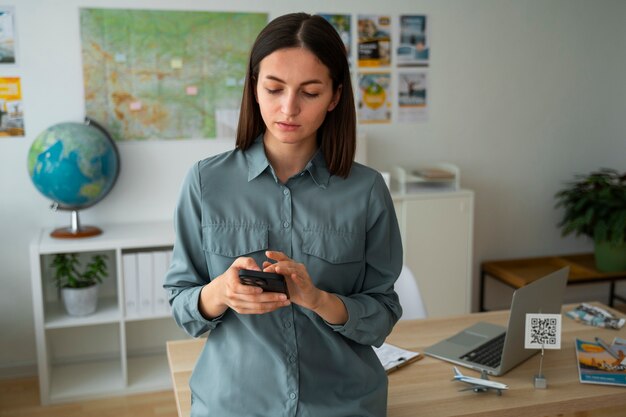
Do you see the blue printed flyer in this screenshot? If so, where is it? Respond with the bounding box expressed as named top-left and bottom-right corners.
top-left (575, 339), bottom-right (626, 387)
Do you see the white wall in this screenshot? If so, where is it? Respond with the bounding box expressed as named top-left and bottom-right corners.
top-left (1, 0), bottom-right (625, 376)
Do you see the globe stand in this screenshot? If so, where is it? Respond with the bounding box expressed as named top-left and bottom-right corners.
top-left (50, 209), bottom-right (102, 239)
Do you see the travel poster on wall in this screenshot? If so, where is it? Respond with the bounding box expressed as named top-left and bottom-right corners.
top-left (318, 14), bottom-right (352, 66)
top-left (357, 72), bottom-right (391, 123)
top-left (357, 15), bottom-right (391, 67)
top-left (397, 71), bottom-right (428, 122)
top-left (80, 8), bottom-right (267, 141)
top-left (0, 7), bottom-right (16, 64)
top-left (0, 77), bottom-right (24, 136)
top-left (397, 15), bottom-right (429, 67)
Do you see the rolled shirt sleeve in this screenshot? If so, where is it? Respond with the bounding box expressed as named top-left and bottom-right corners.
top-left (164, 163), bottom-right (221, 337)
top-left (327, 173), bottom-right (403, 347)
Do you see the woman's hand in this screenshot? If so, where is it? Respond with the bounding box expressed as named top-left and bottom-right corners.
top-left (263, 251), bottom-right (348, 325)
top-left (198, 256), bottom-right (290, 319)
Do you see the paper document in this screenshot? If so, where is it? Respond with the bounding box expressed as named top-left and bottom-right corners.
top-left (374, 342), bottom-right (421, 373)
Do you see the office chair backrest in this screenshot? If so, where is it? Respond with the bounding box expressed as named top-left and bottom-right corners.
top-left (395, 265), bottom-right (428, 320)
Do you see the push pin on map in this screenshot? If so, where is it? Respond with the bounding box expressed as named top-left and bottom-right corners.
top-left (129, 101), bottom-right (142, 111)
top-left (524, 313), bottom-right (562, 389)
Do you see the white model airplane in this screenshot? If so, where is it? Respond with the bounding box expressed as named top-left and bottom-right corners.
top-left (452, 367), bottom-right (509, 395)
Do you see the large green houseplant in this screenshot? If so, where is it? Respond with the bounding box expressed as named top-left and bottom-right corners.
top-left (555, 168), bottom-right (626, 272)
top-left (51, 253), bottom-right (108, 316)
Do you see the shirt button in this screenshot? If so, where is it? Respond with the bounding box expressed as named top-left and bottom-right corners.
top-left (289, 392), bottom-right (297, 400)
top-left (284, 321), bottom-right (292, 328)
top-left (283, 221), bottom-right (290, 228)
top-left (283, 188), bottom-right (290, 196)
top-left (289, 354), bottom-right (296, 363)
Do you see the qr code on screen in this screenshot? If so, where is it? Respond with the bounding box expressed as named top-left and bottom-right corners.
top-left (524, 313), bottom-right (562, 349)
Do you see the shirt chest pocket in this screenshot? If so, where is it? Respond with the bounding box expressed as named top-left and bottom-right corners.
top-left (301, 229), bottom-right (364, 294)
top-left (202, 224), bottom-right (269, 278)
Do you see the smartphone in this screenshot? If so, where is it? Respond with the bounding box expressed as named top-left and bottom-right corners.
top-left (238, 269), bottom-right (289, 297)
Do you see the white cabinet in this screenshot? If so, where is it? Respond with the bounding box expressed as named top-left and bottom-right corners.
top-left (29, 221), bottom-right (189, 405)
top-left (393, 190), bottom-right (474, 318)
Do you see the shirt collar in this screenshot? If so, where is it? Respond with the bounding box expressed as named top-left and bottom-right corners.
top-left (245, 135), bottom-right (270, 182)
top-left (305, 150), bottom-right (331, 189)
top-left (244, 135), bottom-right (331, 188)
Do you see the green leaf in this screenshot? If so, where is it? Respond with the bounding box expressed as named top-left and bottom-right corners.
top-left (555, 168), bottom-right (626, 243)
top-left (50, 253), bottom-right (108, 288)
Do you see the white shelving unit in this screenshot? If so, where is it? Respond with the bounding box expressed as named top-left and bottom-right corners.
top-left (29, 221), bottom-right (189, 405)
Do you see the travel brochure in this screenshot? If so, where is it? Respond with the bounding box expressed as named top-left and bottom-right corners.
top-left (357, 72), bottom-right (391, 123)
top-left (0, 7), bottom-right (16, 64)
top-left (357, 14), bottom-right (391, 67)
top-left (566, 303), bottom-right (625, 330)
top-left (575, 338), bottom-right (626, 387)
top-left (0, 77), bottom-right (25, 137)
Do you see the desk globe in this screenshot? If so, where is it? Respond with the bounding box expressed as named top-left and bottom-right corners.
top-left (27, 118), bottom-right (120, 238)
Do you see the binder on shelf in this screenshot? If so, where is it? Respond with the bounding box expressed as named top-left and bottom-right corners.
top-left (137, 252), bottom-right (154, 317)
top-left (152, 250), bottom-right (170, 316)
top-left (122, 253), bottom-right (139, 317)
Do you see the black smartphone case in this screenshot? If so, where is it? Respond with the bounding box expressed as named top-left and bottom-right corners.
top-left (239, 269), bottom-right (289, 297)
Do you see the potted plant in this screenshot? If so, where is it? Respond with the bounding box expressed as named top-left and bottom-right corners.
top-left (555, 168), bottom-right (626, 272)
top-left (50, 253), bottom-right (108, 316)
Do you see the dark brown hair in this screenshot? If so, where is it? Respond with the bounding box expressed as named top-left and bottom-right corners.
top-left (236, 12), bottom-right (356, 178)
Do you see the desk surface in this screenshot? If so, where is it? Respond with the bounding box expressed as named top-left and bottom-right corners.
top-left (167, 303), bottom-right (626, 417)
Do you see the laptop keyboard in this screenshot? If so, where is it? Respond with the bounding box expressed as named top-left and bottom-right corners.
top-left (460, 333), bottom-right (506, 368)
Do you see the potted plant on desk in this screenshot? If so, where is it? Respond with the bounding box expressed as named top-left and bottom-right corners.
top-left (51, 253), bottom-right (108, 316)
top-left (555, 168), bottom-right (626, 272)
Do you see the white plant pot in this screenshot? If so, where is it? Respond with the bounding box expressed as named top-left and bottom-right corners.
top-left (61, 285), bottom-right (99, 316)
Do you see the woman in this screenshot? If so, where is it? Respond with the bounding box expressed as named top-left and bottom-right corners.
top-left (164, 12), bottom-right (403, 417)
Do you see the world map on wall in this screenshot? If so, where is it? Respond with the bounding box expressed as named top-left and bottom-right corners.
top-left (80, 8), bottom-right (267, 141)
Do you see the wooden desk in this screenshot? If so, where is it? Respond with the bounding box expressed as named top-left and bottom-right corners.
top-left (167, 303), bottom-right (626, 417)
top-left (480, 254), bottom-right (626, 311)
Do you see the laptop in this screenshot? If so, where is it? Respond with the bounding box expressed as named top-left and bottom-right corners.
top-left (424, 267), bottom-right (569, 376)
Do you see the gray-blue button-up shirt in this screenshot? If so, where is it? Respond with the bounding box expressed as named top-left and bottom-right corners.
top-left (164, 137), bottom-right (403, 417)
